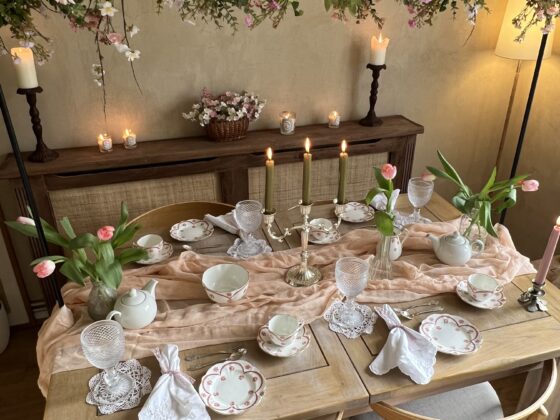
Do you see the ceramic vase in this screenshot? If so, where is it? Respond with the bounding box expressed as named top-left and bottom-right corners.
top-left (87, 282), bottom-right (118, 321)
top-left (0, 301), bottom-right (9, 354)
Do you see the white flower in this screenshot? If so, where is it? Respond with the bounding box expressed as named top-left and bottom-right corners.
top-left (56, 0), bottom-right (76, 4)
top-left (114, 43), bottom-right (130, 53)
top-left (125, 49), bottom-right (140, 61)
top-left (93, 79), bottom-right (103, 87)
top-left (99, 1), bottom-right (118, 17)
top-left (129, 25), bottom-right (140, 37)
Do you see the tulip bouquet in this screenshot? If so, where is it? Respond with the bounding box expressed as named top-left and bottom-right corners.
top-left (6, 202), bottom-right (146, 290)
top-left (365, 163), bottom-right (400, 236)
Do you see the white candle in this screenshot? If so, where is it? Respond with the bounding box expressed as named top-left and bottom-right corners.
top-left (11, 47), bottom-right (39, 89)
top-left (122, 129), bottom-right (137, 149)
top-left (370, 33), bottom-right (390, 65)
top-left (534, 217), bottom-right (560, 285)
top-left (97, 133), bottom-right (113, 153)
top-left (280, 111), bottom-right (296, 135)
top-left (328, 111), bottom-right (341, 128)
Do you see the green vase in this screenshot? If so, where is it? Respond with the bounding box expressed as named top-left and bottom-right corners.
top-left (87, 282), bottom-right (117, 321)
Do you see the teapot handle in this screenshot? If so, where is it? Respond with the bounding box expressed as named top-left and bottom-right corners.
top-left (470, 239), bottom-right (485, 257)
top-left (106, 310), bottom-right (122, 321)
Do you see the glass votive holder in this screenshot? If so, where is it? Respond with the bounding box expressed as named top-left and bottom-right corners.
top-left (328, 111), bottom-right (341, 128)
top-left (97, 133), bottom-right (113, 153)
top-left (122, 129), bottom-right (137, 149)
top-left (280, 111), bottom-right (296, 135)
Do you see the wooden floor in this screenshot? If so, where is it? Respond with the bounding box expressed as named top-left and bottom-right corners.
top-left (0, 326), bottom-right (45, 420)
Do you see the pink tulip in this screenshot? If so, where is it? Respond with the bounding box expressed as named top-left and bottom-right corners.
top-left (16, 216), bottom-right (35, 226)
top-left (33, 260), bottom-right (56, 279)
top-left (97, 225), bottom-right (115, 241)
top-left (381, 164), bottom-right (398, 180)
top-left (421, 172), bottom-right (436, 182)
top-left (521, 179), bottom-right (539, 192)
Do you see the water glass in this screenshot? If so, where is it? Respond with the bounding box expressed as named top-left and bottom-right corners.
top-left (335, 257), bottom-right (369, 328)
top-left (233, 200), bottom-right (264, 256)
top-left (408, 177), bottom-right (434, 223)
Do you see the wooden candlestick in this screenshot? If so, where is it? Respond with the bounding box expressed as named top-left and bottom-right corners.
top-left (359, 64), bottom-right (386, 127)
top-left (16, 86), bottom-right (58, 163)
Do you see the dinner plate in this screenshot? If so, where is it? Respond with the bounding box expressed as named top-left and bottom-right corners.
top-left (257, 325), bottom-right (311, 357)
top-left (340, 202), bottom-right (375, 223)
top-left (456, 280), bottom-right (506, 310)
top-left (199, 360), bottom-right (266, 416)
top-left (170, 219), bottom-right (214, 242)
top-left (136, 242), bottom-right (173, 265)
top-left (420, 313), bottom-right (482, 355)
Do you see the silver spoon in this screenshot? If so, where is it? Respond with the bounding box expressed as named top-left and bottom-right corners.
top-left (185, 345), bottom-right (245, 361)
top-left (395, 306), bottom-right (443, 320)
top-left (189, 348), bottom-right (248, 370)
top-left (400, 301), bottom-right (440, 312)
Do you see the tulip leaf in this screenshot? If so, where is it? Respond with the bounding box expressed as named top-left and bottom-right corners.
top-left (374, 211), bottom-right (394, 237)
top-left (479, 167), bottom-right (497, 199)
top-left (59, 260), bottom-right (85, 286)
top-left (31, 255), bottom-right (67, 265)
top-left (117, 248), bottom-right (147, 266)
top-left (68, 233), bottom-right (98, 250)
top-left (365, 187), bottom-right (387, 206)
top-left (373, 166), bottom-right (391, 191)
top-left (59, 216), bottom-right (77, 239)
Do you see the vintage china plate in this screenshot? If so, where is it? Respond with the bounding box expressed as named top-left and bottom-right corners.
top-left (420, 313), bottom-right (483, 355)
top-left (136, 242), bottom-right (173, 265)
top-left (309, 230), bottom-right (341, 245)
top-left (456, 280), bottom-right (506, 310)
top-left (199, 360), bottom-right (266, 416)
top-left (257, 325), bottom-right (311, 358)
top-left (170, 219), bottom-right (214, 242)
top-left (340, 202), bottom-right (375, 223)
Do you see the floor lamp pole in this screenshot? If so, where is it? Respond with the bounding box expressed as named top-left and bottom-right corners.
top-left (0, 84), bottom-right (64, 308)
top-left (500, 33), bottom-right (548, 225)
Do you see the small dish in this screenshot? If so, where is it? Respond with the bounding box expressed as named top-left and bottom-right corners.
top-left (309, 230), bottom-right (341, 245)
top-left (341, 202), bottom-right (375, 223)
top-left (456, 280), bottom-right (506, 310)
top-left (202, 264), bottom-right (249, 304)
top-left (420, 313), bottom-right (482, 355)
top-left (136, 242), bottom-right (173, 265)
top-left (170, 219), bottom-right (214, 242)
top-left (257, 325), bottom-right (311, 358)
top-left (309, 218), bottom-right (341, 245)
top-left (199, 360), bottom-right (266, 416)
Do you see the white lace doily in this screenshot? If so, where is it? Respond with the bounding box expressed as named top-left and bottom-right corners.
top-left (323, 300), bottom-right (377, 339)
top-left (227, 238), bottom-right (272, 259)
top-left (86, 359), bottom-right (152, 415)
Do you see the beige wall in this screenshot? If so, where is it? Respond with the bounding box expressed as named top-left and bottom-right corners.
top-left (0, 0), bottom-right (557, 264)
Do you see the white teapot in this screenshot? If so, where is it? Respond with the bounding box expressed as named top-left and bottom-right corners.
top-left (427, 231), bottom-right (484, 266)
top-left (106, 279), bottom-right (158, 329)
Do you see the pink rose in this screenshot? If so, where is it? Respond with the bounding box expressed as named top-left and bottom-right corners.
top-left (97, 225), bottom-right (115, 241)
top-left (381, 164), bottom-right (398, 180)
top-left (16, 216), bottom-right (35, 226)
top-left (244, 15), bottom-right (254, 28)
top-left (107, 32), bottom-right (124, 45)
top-left (408, 19), bottom-right (417, 28)
top-left (521, 179), bottom-right (539, 192)
top-left (421, 172), bottom-right (436, 182)
top-left (33, 260), bottom-right (56, 279)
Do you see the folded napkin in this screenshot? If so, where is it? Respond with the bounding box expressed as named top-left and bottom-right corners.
top-left (204, 212), bottom-right (238, 235)
top-left (139, 344), bottom-right (210, 420)
top-left (369, 304), bottom-right (437, 385)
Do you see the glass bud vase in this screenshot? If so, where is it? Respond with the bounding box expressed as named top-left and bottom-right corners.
top-left (87, 282), bottom-right (118, 321)
top-left (459, 208), bottom-right (488, 245)
top-left (370, 234), bottom-right (393, 281)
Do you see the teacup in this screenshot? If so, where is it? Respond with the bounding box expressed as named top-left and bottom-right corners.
top-left (467, 273), bottom-right (502, 302)
top-left (267, 314), bottom-right (303, 347)
top-left (309, 218), bottom-right (333, 242)
top-left (134, 234), bottom-right (164, 260)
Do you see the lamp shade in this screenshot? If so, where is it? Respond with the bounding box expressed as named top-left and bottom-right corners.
top-left (495, 0), bottom-right (554, 60)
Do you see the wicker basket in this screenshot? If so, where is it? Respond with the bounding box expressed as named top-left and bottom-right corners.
top-left (206, 118), bottom-right (250, 142)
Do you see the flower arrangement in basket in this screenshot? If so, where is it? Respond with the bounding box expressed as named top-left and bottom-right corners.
top-left (182, 88), bottom-right (266, 142)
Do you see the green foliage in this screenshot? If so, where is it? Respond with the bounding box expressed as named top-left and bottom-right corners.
top-left (365, 164), bottom-right (397, 237)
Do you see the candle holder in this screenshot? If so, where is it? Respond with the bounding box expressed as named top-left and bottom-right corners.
top-left (264, 199), bottom-right (344, 287)
top-left (359, 64), bottom-right (386, 127)
top-left (16, 87), bottom-right (58, 163)
top-left (518, 280), bottom-right (547, 313)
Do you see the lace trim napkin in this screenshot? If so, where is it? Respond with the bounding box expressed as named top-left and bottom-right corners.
top-left (369, 304), bottom-right (437, 385)
top-left (139, 344), bottom-right (210, 420)
top-left (204, 212), bottom-right (238, 235)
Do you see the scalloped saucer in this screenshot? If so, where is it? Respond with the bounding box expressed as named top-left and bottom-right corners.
top-left (340, 202), bottom-right (375, 223)
top-left (137, 242), bottom-right (173, 265)
top-left (170, 219), bottom-right (214, 242)
top-left (257, 325), bottom-right (311, 357)
top-left (456, 280), bottom-right (506, 310)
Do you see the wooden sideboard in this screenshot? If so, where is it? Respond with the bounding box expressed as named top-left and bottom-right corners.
top-left (0, 115), bottom-right (423, 313)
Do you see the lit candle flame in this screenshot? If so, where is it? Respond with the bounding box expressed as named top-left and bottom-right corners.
top-left (97, 133), bottom-right (105, 142)
top-left (378, 33), bottom-right (383, 43)
top-left (124, 129), bottom-right (131, 136)
top-left (305, 137), bottom-right (311, 153)
top-left (266, 147), bottom-right (273, 160)
top-left (341, 140), bottom-right (347, 153)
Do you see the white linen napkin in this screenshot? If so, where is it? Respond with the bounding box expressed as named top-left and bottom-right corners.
top-left (204, 212), bottom-right (239, 235)
top-left (369, 304), bottom-right (437, 385)
top-left (139, 344), bottom-right (210, 420)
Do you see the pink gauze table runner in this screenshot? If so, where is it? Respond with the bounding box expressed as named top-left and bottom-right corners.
top-left (36, 219), bottom-right (535, 396)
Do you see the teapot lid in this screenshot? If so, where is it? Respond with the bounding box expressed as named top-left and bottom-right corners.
top-left (443, 231), bottom-right (468, 245)
top-left (121, 288), bottom-right (146, 306)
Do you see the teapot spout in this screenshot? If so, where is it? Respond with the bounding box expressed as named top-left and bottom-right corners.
top-left (142, 279), bottom-right (158, 298)
top-left (427, 233), bottom-right (439, 251)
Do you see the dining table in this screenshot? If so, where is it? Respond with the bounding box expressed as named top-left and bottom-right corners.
top-left (42, 193), bottom-right (560, 419)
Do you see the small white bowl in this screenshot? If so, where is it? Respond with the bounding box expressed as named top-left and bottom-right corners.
top-left (202, 264), bottom-right (249, 304)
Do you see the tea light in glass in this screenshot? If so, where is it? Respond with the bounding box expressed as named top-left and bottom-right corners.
top-left (122, 129), bottom-right (137, 149)
top-left (328, 111), bottom-right (341, 128)
top-left (280, 111), bottom-right (296, 135)
top-left (97, 133), bottom-right (113, 153)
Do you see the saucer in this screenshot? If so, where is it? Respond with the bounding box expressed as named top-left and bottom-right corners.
top-left (309, 230), bottom-right (341, 245)
top-left (257, 325), bottom-right (311, 357)
top-left (170, 219), bottom-right (214, 242)
top-left (420, 314), bottom-right (482, 355)
top-left (340, 202), bottom-right (375, 223)
top-left (137, 242), bottom-right (173, 265)
top-left (456, 280), bottom-right (506, 310)
top-left (227, 238), bottom-right (271, 259)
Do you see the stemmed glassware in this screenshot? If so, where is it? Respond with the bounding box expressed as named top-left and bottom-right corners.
top-left (233, 200), bottom-right (265, 257)
top-left (407, 177), bottom-right (434, 224)
top-left (334, 257), bottom-right (369, 328)
top-left (81, 320), bottom-right (133, 404)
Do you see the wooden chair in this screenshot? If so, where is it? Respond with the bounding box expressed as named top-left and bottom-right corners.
top-left (355, 360), bottom-right (557, 420)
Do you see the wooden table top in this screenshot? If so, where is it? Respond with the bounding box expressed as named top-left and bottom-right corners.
top-left (43, 193), bottom-right (560, 419)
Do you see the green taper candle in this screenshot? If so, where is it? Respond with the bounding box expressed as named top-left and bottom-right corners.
top-left (265, 147), bottom-right (275, 213)
top-left (337, 140), bottom-right (348, 204)
top-left (302, 137), bottom-right (312, 205)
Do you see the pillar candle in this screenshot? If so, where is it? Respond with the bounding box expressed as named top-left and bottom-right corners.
top-left (328, 111), bottom-right (341, 128)
top-left (122, 129), bottom-right (137, 149)
top-left (337, 140), bottom-right (348, 204)
top-left (302, 138), bottom-right (312, 205)
top-left (11, 47), bottom-right (39, 89)
top-left (265, 147), bottom-right (275, 214)
top-left (97, 133), bottom-right (113, 153)
top-left (534, 217), bottom-right (560, 285)
top-left (370, 33), bottom-right (390, 65)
